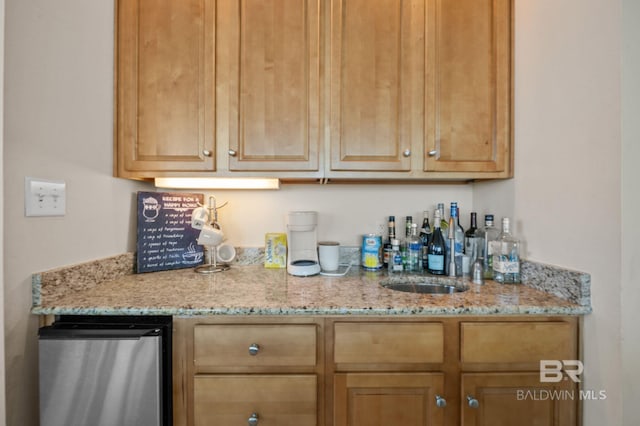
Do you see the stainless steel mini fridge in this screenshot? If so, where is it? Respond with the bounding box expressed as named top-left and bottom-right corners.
top-left (38, 316), bottom-right (172, 426)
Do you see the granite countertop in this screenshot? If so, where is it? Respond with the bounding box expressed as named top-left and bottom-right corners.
top-left (31, 252), bottom-right (592, 316)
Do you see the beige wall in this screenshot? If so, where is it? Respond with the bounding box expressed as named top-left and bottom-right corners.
top-left (3, 0), bottom-right (635, 425)
top-left (621, 0), bottom-right (640, 423)
top-left (0, 0), bottom-right (5, 423)
top-left (474, 0), bottom-right (624, 424)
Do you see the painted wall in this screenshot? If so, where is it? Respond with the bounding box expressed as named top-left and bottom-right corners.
top-left (621, 0), bottom-right (640, 423)
top-left (3, 0), bottom-right (634, 425)
top-left (474, 0), bottom-right (624, 424)
top-left (0, 0), bottom-right (6, 423)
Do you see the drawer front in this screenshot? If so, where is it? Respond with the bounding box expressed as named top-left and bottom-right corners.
top-left (194, 375), bottom-right (317, 426)
top-left (460, 322), bottom-right (577, 364)
top-left (333, 322), bottom-right (444, 364)
top-left (194, 324), bottom-right (317, 370)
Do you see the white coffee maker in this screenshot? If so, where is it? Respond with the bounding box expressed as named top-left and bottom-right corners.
top-left (286, 211), bottom-right (321, 276)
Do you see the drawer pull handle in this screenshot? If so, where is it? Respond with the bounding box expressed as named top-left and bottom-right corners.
top-left (428, 149), bottom-right (438, 157)
top-left (248, 343), bottom-right (260, 356)
top-left (248, 412), bottom-right (259, 425)
top-left (203, 149), bottom-right (212, 157)
top-left (435, 395), bottom-right (447, 408)
top-left (403, 149), bottom-right (411, 157)
top-left (228, 149), bottom-right (238, 157)
top-left (467, 395), bottom-right (479, 409)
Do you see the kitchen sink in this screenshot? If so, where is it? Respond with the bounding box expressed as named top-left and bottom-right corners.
top-left (380, 276), bottom-right (468, 294)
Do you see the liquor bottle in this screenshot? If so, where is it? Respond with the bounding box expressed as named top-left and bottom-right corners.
top-left (383, 216), bottom-right (396, 268)
top-left (493, 217), bottom-right (521, 284)
top-left (401, 216), bottom-right (412, 268)
top-left (436, 203), bottom-right (448, 237)
top-left (464, 212), bottom-right (482, 271)
top-left (427, 210), bottom-right (446, 275)
top-left (420, 211), bottom-right (432, 270)
top-left (389, 239), bottom-right (403, 273)
top-left (481, 214), bottom-right (500, 279)
top-left (407, 223), bottom-right (421, 272)
top-left (449, 203), bottom-right (464, 276)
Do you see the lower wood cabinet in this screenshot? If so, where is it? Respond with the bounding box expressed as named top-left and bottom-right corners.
top-left (173, 316), bottom-right (580, 426)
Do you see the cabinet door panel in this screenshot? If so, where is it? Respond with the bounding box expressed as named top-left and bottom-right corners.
top-left (334, 373), bottom-right (444, 426)
top-left (425, 0), bottom-right (511, 173)
top-left (116, 0), bottom-right (215, 174)
top-left (461, 373), bottom-right (577, 426)
top-left (218, 0), bottom-right (321, 171)
top-left (329, 0), bottom-right (424, 171)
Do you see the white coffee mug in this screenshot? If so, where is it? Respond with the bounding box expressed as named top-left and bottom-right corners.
top-left (318, 241), bottom-right (340, 272)
top-left (197, 224), bottom-right (224, 246)
top-left (217, 243), bottom-right (236, 263)
top-left (191, 207), bottom-right (209, 230)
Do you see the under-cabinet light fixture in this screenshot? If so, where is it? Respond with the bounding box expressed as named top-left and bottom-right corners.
top-left (154, 177), bottom-right (280, 190)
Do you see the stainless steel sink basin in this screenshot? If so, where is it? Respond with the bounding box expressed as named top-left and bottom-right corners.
top-left (380, 277), bottom-right (468, 294)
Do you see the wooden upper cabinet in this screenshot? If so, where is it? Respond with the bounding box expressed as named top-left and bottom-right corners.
top-left (329, 0), bottom-right (425, 172)
top-left (115, 0), bottom-right (215, 177)
top-left (425, 0), bottom-right (512, 175)
top-left (217, 0), bottom-right (321, 172)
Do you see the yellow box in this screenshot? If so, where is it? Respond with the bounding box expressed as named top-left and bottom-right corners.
top-left (264, 233), bottom-right (287, 268)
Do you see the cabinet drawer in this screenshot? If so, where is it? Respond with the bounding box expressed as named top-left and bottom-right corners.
top-left (333, 322), bottom-right (444, 364)
top-left (460, 322), bottom-right (577, 365)
top-left (194, 375), bottom-right (317, 426)
top-left (194, 324), bottom-right (317, 371)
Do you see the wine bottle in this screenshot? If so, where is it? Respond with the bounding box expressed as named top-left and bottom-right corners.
top-left (420, 211), bottom-right (432, 271)
top-left (427, 210), bottom-right (446, 275)
top-left (383, 216), bottom-right (396, 268)
top-left (464, 212), bottom-right (482, 270)
top-left (493, 217), bottom-right (521, 284)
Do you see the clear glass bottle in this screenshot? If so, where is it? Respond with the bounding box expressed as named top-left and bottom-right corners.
top-left (449, 203), bottom-right (464, 276)
top-left (427, 210), bottom-right (446, 275)
top-left (481, 214), bottom-right (500, 279)
top-left (383, 216), bottom-right (396, 268)
top-left (407, 223), bottom-right (421, 272)
top-left (420, 211), bottom-right (432, 271)
top-left (389, 238), bottom-right (403, 273)
top-left (401, 216), bottom-right (412, 268)
top-left (464, 212), bottom-right (483, 269)
top-left (492, 217), bottom-right (521, 284)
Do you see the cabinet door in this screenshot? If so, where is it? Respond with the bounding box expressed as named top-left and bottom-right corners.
top-left (217, 0), bottom-right (321, 172)
top-left (329, 0), bottom-right (425, 172)
top-left (425, 0), bottom-right (511, 174)
top-left (116, 0), bottom-right (215, 176)
top-left (461, 373), bottom-right (577, 426)
top-left (334, 373), bottom-right (445, 426)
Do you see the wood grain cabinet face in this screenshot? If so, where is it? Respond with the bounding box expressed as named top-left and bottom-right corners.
top-left (217, 0), bottom-right (321, 172)
top-left (461, 373), bottom-right (577, 426)
top-left (116, 0), bottom-right (215, 176)
top-left (425, 0), bottom-right (512, 174)
top-left (329, 0), bottom-right (425, 172)
top-left (333, 373), bottom-right (445, 426)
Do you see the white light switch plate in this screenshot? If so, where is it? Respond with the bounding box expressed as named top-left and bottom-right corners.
top-left (25, 177), bottom-right (66, 217)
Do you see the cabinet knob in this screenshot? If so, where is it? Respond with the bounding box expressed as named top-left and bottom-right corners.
top-left (248, 412), bottom-right (259, 425)
top-left (403, 149), bottom-right (411, 157)
top-left (467, 395), bottom-right (479, 409)
top-left (203, 149), bottom-right (212, 157)
top-left (228, 149), bottom-right (238, 157)
top-left (248, 343), bottom-right (260, 356)
top-left (427, 149), bottom-right (438, 157)
top-left (435, 395), bottom-right (447, 408)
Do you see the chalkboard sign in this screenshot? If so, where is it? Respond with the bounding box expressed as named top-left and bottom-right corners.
top-left (136, 191), bottom-right (204, 273)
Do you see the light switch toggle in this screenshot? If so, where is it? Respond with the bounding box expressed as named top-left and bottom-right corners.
top-left (25, 177), bottom-right (66, 217)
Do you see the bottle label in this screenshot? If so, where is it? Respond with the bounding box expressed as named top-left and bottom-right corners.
top-left (494, 258), bottom-right (520, 274)
top-left (428, 254), bottom-right (444, 271)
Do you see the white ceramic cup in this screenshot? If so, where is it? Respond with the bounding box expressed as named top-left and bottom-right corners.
top-left (216, 243), bottom-right (237, 263)
top-left (191, 207), bottom-right (209, 230)
top-left (197, 224), bottom-right (224, 246)
top-left (318, 241), bottom-right (340, 272)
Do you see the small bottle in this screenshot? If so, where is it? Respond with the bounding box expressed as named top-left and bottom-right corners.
top-left (493, 217), bottom-right (521, 284)
top-left (383, 216), bottom-right (396, 268)
top-left (420, 211), bottom-right (432, 271)
top-left (481, 214), bottom-right (500, 279)
top-left (427, 210), bottom-right (446, 275)
top-left (389, 239), bottom-right (403, 273)
top-left (407, 223), bottom-right (421, 272)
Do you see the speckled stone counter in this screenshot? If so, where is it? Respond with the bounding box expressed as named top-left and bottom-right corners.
top-left (32, 252), bottom-right (591, 316)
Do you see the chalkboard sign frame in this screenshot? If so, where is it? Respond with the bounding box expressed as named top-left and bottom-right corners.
top-left (136, 191), bottom-right (204, 273)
